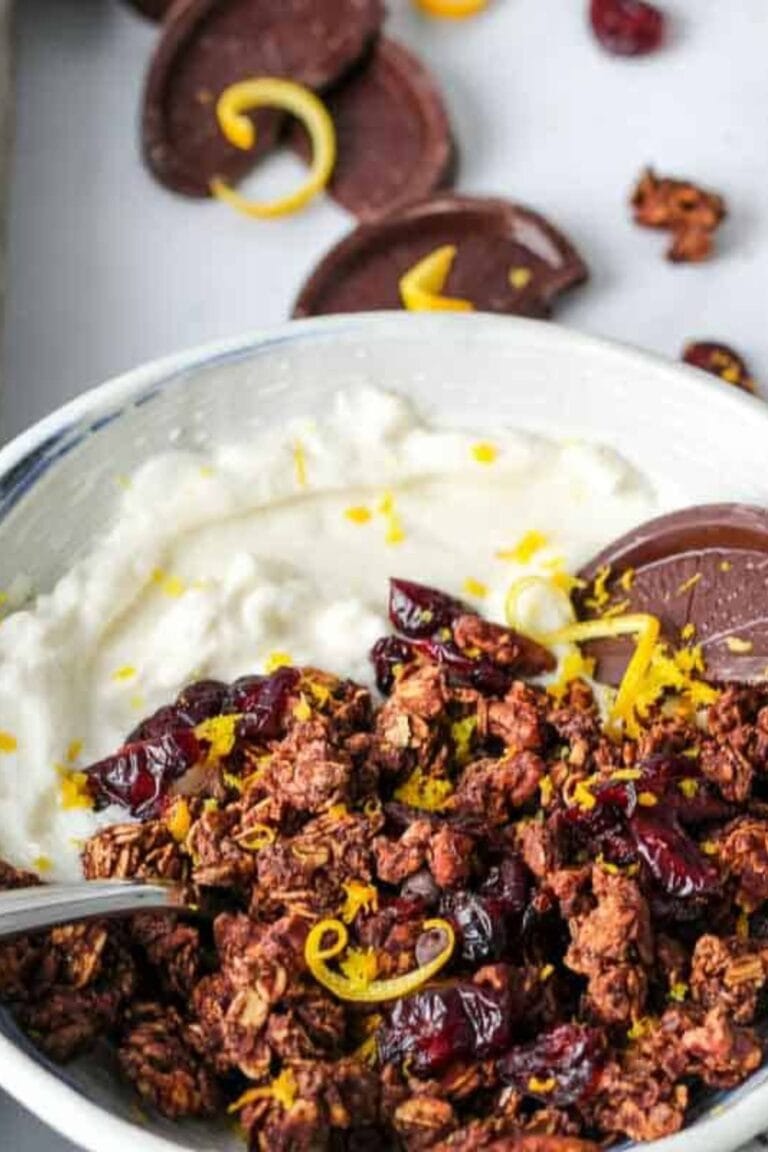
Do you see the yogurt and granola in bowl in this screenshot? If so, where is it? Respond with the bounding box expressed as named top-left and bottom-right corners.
top-left (1, 345), bottom-right (768, 1151)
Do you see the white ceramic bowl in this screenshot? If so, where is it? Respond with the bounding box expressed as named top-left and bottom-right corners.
top-left (1, 313), bottom-right (767, 1152)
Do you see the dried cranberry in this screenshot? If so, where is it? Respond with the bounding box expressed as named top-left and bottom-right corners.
top-left (441, 862), bottom-right (528, 964)
top-left (127, 679), bottom-right (228, 742)
top-left (589, 0), bottom-right (664, 57)
top-left (370, 636), bottom-right (416, 694)
top-left (621, 756), bottom-right (732, 825)
top-left (379, 986), bottom-right (472, 1073)
top-left (498, 1023), bottom-right (605, 1105)
top-left (480, 855), bottom-right (529, 915)
top-left (629, 807), bottom-right (720, 897)
top-left (441, 891), bottom-right (510, 963)
top-left (225, 666), bottom-right (300, 740)
top-left (457, 983), bottom-right (515, 1058)
top-left (521, 889), bottom-right (571, 962)
top-left (85, 729), bottom-right (200, 818)
top-left (175, 679), bottom-right (228, 722)
top-left (683, 341), bottom-right (756, 394)
top-left (664, 784), bottom-right (734, 826)
top-left (388, 578), bottom-right (467, 639)
top-left (380, 981), bottom-right (514, 1074)
top-left (563, 794), bottom-right (636, 866)
top-left (413, 638), bottom-right (512, 696)
top-left (127, 704), bottom-right (187, 744)
top-left (637, 753), bottom-right (691, 788)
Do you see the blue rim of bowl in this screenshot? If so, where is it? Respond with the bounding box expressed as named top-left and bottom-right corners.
top-left (1, 311), bottom-right (765, 522)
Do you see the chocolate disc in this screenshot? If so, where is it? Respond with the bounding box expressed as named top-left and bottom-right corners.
top-left (576, 504), bottom-right (768, 684)
top-left (142, 0), bottom-right (384, 197)
top-left (289, 38), bottom-right (454, 222)
top-left (292, 195), bottom-right (588, 317)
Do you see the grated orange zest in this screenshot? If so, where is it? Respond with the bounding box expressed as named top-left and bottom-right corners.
top-left (413, 0), bottom-right (488, 17)
top-left (228, 1067), bottom-right (298, 1114)
top-left (194, 714), bottom-right (240, 764)
top-left (265, 650), bottom-right (293, 673)
top-left (527, 1076), bottom-right (556, 1094)
top-left (339, 880), bottom-right (379, 924)
top-left (584, 565), bottom-right (612, 611)
top-left (471, 441), bottom-right (498, 464)
top-left (292, 442), bottom-right (308, 489)
top-left (58, 767), bottom-right (93, 810)
top-left (394, 767), bottom-right (453, 811)
top-left (344, 505), bottom-right (372, 524)
top-left (497, 529), bottom-right (549, 564)
top-left (509, 266), bottom-right (532, 290)
top-left (165, 797), bottom-right (191, 843)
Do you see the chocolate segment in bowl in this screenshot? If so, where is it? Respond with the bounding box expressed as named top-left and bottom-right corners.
top-left (142, 0), bottom-right (384, 197)
top-left (576, 504), bottom-right (768, 684)
top-left (292, 194), bottom-right (588, 317)
top-left (289, 38), bottom-right (454, 221)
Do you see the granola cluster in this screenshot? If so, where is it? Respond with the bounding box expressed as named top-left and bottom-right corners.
top-left (3, 584), bottom-right (768, 1150)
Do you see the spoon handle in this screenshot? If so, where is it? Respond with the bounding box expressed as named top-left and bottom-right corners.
top-left (0, 880), bottom-right (181, 938)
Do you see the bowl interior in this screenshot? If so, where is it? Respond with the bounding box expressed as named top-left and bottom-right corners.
top-left (1, 313), bottom-right (767, 1152)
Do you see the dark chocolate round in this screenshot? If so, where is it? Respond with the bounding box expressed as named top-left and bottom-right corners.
top-left (292, 194), bottom-right (588, 318)
top-left (289, 38), bottom-right (454, 222)
top-left (577, 504), bottom-right (768, 684)
top-left (142, 0), bottom-right (384, 197)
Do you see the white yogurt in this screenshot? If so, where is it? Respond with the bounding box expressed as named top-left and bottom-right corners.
top-left (0, 388), bottom-right (660, 879)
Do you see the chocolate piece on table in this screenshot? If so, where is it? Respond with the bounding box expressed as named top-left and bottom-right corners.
top-left (289, 38), bottom-right (454, 222)
top-left (142, 0), bottom-right (384, 197)
top-left (292, 194), bottom-right (588, 318)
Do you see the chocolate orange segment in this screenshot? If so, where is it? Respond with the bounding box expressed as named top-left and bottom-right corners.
top-left (292, 195), bottom-right (587, 317)
top-left (289, 39), bottom-right (454, 222)
top-left (576, 504), bottom-right (768, 684)
top-left (142, 0), bottom-right (384, 197)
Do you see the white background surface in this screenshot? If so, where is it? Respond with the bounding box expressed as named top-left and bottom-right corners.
top-left (2, 0), bottom-right (768, 1147)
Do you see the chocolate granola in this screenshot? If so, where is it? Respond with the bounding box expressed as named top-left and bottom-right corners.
top-left (2, 575), bottom-right (768, 1149)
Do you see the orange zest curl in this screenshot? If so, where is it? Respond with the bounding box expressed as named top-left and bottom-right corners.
top-left (399, 246), bottom-right (473, 312)
top-left (305, 917), bottom-right (455, 1002)
top-left (235, 822), bottom-right (277, 851)
top-left (544, 614), bottom-right (661, 734)
top-left (211, 78), bottom-right (336, 218)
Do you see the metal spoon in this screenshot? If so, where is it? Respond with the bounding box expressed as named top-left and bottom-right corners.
top-left (0, 880), bottom-right (186, 938)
